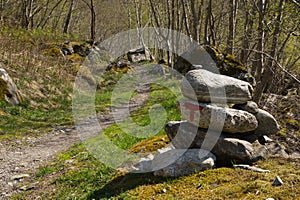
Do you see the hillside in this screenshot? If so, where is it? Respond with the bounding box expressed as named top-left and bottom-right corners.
top-left (0, 26), bottom-right (299, 200)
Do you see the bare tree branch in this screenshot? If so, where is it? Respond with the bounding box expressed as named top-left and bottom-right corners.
top-left (241, 48), bottom-right (300, 85)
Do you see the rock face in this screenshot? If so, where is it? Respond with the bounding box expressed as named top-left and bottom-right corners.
top-left (0, 67), bottom-right (22, 105)
top-left (153, 149), bottom-right (216, 177)
top-left (254, 109), bottom-right (280, 137)
top-left (179, 100), bottom-right (258, 133)
top-left (182, 69), bottom-right (253, 104)
top-left (127, 47), bottom-right (153, 63)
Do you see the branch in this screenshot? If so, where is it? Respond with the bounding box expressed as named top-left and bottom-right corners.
top-left (290, 0), bottom-right (300, 7)
top-left (241, 48), bottom-right (300, 85)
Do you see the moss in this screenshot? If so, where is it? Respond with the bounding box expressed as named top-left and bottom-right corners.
top-left (130, 135), bottom-right (170, 153)
top-left (126, 158), bottom-right (300, 200)
top-left (66, 53), bottom-right (84, 63)
top-left (42, 46), bottom-right (62, 57)
top-left (205, 46), bottom-right (247, 76)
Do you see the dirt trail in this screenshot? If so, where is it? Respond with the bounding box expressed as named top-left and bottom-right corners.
top-left (0, 65), bottom-right (152, 199)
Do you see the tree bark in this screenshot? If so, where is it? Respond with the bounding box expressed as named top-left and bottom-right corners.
top-left (253, 0), bottom-right (284, 102)
top-left (63, 0), bottom-right (74, 34)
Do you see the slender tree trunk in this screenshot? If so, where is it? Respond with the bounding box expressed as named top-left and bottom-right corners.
top-left (253, 0), bottom-right (284, 102)
top-left (90, 0), bottom-right (96, 41)
top-left (252, 0), bottom-right (266, 79)
top-left (227, 0), bottom-right (237, 54)
top-left (204, 0), bottom-right (212, 44)
top-left (63, 0), bottom-right (74, 34)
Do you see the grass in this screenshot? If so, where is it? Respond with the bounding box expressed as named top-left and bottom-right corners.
top-left (15, 140), bottom-right (300, 199)
top-left (13, 76), bottom-right (300, 199)
top-left (0, 27), bottom-right (83, 140)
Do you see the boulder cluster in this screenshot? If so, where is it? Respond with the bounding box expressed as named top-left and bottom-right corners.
top-left (134, 67), bottom-right (287, 177)
top-left (159, 68), bottom-right (283, 176)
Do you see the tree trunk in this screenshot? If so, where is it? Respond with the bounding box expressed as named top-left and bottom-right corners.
top-left (90, 0), bottom-right (96, 41)
top-left (63, 0), bottom-right (74, 34)
top-left (253, 0), bottom-right (284, 102)
top-left (227, 0), bottom-right (237, 54)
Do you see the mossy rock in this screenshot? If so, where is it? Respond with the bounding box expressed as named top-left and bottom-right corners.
top-left (106, 60), bottom-right (133, 73)
top-left (0, 78), bottom-right (10, 101)
top-left (174, 45), bottom-right (255, 85)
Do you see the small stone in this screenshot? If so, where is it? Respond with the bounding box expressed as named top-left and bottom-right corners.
top-left (153, 149), bottom-right (216, 177)
top-left (7, 182), bottom-right (14, 187)
top-left (20, 185), bottom-right (34, 191)
top-left (11, 174), bottom-right (30, 180)
top-left (259, 135), bottom-right (273, 144)
top-left (65, 159), bottom-right (74, 164)
top-left (266, 198), bottom-right (275, 200)
top-left (162, 188), bottom-right (167, 193)
top-left (254, 109), bottom-right (279, 137)
top-left (233, 101), bottom-right (259, 114)
top-left (272, 176), bottom-right (283, 186)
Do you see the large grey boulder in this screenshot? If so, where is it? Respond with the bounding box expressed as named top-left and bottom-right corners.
top-left (127, 46), bottom-right (153, 63)
top-left (179, 100), bottom-right (258, 133)
top-left (0, 67), bottom-right (22, 105)
top-left (254, 109), bottom-right (280, 137)
top-left (153, 149), bottom-right (216, 177)
top-left (182, 69), bottom-right (253, 104)
top-left (165, 121), bottom-right (262, 165)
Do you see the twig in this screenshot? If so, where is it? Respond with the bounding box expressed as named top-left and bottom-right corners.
top-left (234, 164), bottom-right (270, 173)
top-left (239, 48), bottom-right (300, 85)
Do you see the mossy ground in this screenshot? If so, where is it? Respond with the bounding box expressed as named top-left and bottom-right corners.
top-left (14, 138), bottom-right (299, 200)
top-left (13, 82), bottom-right (300, 200)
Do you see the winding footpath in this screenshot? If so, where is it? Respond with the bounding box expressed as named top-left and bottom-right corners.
top-left (0, 65), bottom-right (151, 199)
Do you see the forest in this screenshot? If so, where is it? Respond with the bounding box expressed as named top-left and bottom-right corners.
top-left (0, 0), bottom-right (299, 100)
top-left (0, 0), bottom-right (299, 199)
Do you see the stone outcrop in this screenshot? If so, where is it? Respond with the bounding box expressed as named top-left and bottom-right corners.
top-left (127, 46), bottom-right (154, 63)
top-left (0, 66), bottom-right (22, 105)
top-left (182, 69), bottom-right (253, 104)
top-left (174, 45), bottom-right (255, 85)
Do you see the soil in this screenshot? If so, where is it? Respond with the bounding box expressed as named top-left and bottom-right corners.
top-left (0, 65), bottom-right (152, 199)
